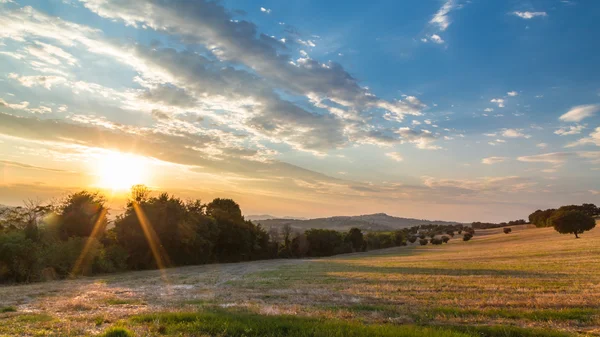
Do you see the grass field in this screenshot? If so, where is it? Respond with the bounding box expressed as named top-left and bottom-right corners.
top-left (1, 224), bottom-right (599, 336)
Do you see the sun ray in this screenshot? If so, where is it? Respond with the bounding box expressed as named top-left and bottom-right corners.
top-left (71, 208), bottom-right (108, 277)
top-left (132, 201), bottom-right (171, 282)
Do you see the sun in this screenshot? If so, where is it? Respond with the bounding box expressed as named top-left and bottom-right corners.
top-left (94, 152), bottom-right (149, 191)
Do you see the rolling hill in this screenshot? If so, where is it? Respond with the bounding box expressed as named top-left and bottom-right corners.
top-left (253, 213), bottom-right (461, 232)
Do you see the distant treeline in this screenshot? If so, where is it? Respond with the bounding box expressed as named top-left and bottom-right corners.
top-left (471, 219), bottom-right (527, 229)
top-left (0, 186), bottom-right (470, 284)
top-left (528, 204), bottom-right (599, 228)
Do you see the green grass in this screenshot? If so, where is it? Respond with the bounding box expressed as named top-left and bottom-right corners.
top-left (130, 310), bottom-right (573, 337)
top-left (16, 313), bottom-right (54, 323)
top-left (428, 307), bottom-right (598, 323)
top-left (101, 327), bottom-right (134, 337)
top-left (0, 306), bottom-right (17, 313)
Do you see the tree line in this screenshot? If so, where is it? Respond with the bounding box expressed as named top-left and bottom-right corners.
top-left (528, 204), bottom-right (598, 238)
top-left (0, 186), bottom-right (476, 284)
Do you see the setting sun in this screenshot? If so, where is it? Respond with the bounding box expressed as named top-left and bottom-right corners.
top-left (94, 152), bottom-right (149, 191)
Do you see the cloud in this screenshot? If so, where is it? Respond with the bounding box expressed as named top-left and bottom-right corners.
top-left (429, 34), bottom-right (445, 44)
top-left (501, 128), bottom-right (531, 138)
top-left (422, 175), bottom-right (535, 194)
top-left (559, 104), bottom-right (600, 122)
top-left (484, 108), bottom-right (494, 112)
top-left (566, 127), bottom-right (600, 147)
top-left (385, 152), bottom-right (403, 162)
top-left (429, 0), bottom-right (455, 31)
top-left (507, 91), bottom-right (518, 96)
top-left (8, 73), bottom-right (66, 89)
top-left (396, 127), bottom-right (441, 150)
top-left (590, 190), bottom-right (600, 195)
top-left (512, 11), bottom-right (547, 19)
top-left (536, 143), bottom-right (548, 148)
top-left (554, 124), bottom-right (585, 136)
top-left (0, 160), bottom-right (69, 172)
top-left (517, 151), bottom-right (600, 164)
top-left (482, 157), bottom-right (508, 165)
top-left (76, 0), bottom-right (423, 123)
top-left (490, 98), bottom-right (505, 108)
top-left (260, 7), bottom-right (271, 14)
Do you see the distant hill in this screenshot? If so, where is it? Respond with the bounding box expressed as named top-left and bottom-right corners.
top-left (254, 213), bottom-right (461, 232)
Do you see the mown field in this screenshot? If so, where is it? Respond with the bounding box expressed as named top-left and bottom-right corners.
top-left (1, 223), bottom-right (599, 336)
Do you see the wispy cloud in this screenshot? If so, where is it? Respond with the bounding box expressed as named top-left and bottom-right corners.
top-left (385, 152), bottom-right (404, 162)
top-left (490, 98), bottom-right (505, 108)
top-left (482, 156), bottom-right (508, 165)
top-left (555, 124), bottom-right (585, 136)
top-left (512, 11), bottom-right (547, 19)
top-left (559, 104), bottom-right (600, 122)
top-left (430, 0), bottom-right (456, 31)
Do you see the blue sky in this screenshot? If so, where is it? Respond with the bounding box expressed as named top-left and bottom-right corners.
top-left (0, 0), bottom-right (598, 222)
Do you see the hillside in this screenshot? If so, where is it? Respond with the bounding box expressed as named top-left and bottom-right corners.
top-left (254, 213), bottom-right (460, 231)
top-left (2, 224), bottom-right (599, 336)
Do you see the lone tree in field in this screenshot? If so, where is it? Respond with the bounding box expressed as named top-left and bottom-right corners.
top-left (548, 210), bottom-right (596, 238)
top-left (503, 228), bottom-right (512, 234)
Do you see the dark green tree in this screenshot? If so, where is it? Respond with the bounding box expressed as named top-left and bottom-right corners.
top-left (346, 227), bottom-right (364, 252)
top-left (548, 210), bottom-right (596, 238)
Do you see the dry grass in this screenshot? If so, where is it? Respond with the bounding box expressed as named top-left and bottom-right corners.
top-left (1, 224), bottom-right (599, 336)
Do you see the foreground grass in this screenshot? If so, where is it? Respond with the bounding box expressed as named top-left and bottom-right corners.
top-left (128, 310), bottom-right (573, 337)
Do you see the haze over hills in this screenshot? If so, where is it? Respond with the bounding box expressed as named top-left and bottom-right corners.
top-left (253, 213), bottom-right (462, 232)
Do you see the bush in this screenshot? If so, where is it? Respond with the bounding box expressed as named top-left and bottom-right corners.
top-left (430, 238), bottom-right (443, 245)
top-left (419, 238), bottom-right (428, 246)
top-left (463, 233), bottom-right (473, 241)
top-left (503, 228), bottom-right (512, 234)
top-left (0, 231), bottom-right (39, 283)
top-left (441, 236), bottom-right (450, 243)
top-left (408, 236), bottom-right (417, 243)
top-left (101, 327), bottom-right (134, 337)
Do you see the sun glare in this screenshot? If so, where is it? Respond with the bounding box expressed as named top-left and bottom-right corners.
top-left (95, 152), bottom-right (149, 191)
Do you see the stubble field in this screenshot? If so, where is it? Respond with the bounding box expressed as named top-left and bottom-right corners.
top-left (1, 223), bottom-right (599, 336)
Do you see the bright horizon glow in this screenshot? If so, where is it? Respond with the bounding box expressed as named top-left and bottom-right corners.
top-left (94, 152), bottom-right (149, 192)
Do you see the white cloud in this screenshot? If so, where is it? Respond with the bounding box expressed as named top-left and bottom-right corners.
top-left (501, 128), bottom-right (531, 138)
top-left (507, 91), bottom-right (518, 96)
top-left (412, 120), bottom-right (421, 125)
top-left (559, 104), bottom-right (600, 122)
top-left (260, 7), bottom-right (271, 14)
top-left (429, 34), bottom-right (445, 44)
top-left (430, 0), bottom-right (455, 31)
top-left (482, 156), bottom-right (508, 165)
top-left (566, 127), bottom-right (600, 147)
top-left (536, 143), bottom-right (548, 149)
top-left (554, 124), bottom-right (585, 136)
top-left (422, 175), bottom-right (535, 193)
top-left (385, 152), bottom-right (403, 162)
top-left (512, 11), bottom-right (547, 19)
top-left (484, 108), bottom-right (494, 112)
top-left (490, 98), bottom-right (505, 108)
top-left (396, 127), bottom-right (441, 150)
top-left (517, 151), bottom-right (600, 165)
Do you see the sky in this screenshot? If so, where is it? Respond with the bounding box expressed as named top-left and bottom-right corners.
top-left (0, 0), bottom-right (599, 222)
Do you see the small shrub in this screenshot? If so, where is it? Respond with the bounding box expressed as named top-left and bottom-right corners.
top-left (503, 228), bottom-right (512, 234)
top-left (441, 236), bottom-right (450, 243)
top-left (463, 233), bottom-right (473, 241)
top-left (419, 238), bottom-right (428, 246)
top-left (101, 327), bottom-right (133, 337)
top-left (430, 238), bottom-right (443, 245)
top-left (0, 306), bottom-right (17, 313)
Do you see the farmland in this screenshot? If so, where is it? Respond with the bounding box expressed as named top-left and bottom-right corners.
top-left (1, 224), bottom-right (599, 336)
